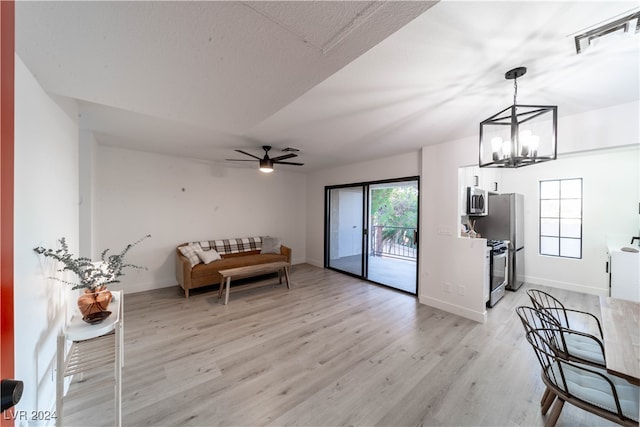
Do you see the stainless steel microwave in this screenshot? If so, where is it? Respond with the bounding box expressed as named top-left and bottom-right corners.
top-left (467, 187), bottom-right (488, 216)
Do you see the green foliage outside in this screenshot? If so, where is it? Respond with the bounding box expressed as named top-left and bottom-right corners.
top-left (370, 186), bottom-right (418, 228)
top-left (370, 185), bottom-right (418, 253)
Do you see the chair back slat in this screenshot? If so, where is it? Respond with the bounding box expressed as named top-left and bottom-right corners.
top-left (524, 327), bottom-right (570, 392)
top-left (527, 289), bottom-right (571, 328)
top-left (515, 306), bottom-right (569, 359)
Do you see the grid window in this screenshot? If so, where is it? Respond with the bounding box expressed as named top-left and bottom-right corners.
top-left (539, 178), bottom-right (582, 258)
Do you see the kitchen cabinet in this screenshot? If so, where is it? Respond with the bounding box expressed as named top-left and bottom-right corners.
top-left (481, 168), bottom-right (501, 193)
top-left (460, 166), bottom-right (502, 192)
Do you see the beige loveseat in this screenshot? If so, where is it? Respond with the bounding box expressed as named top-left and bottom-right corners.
top-left (175, 237), bottom-right (291, 298)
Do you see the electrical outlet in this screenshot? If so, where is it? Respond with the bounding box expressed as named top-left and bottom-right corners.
top-left (458, 285), bottom-right (465, 296)
top-left (443, 282), bottom-right (451, 293)
top-left (437, 226), bottom-right (451, 236)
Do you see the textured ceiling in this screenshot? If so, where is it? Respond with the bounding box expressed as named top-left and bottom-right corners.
top-left (16, 1), bottom-right (640, 172)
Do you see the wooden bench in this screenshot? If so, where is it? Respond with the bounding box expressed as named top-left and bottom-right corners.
top-left (218, 261), bottom-right (291, 305)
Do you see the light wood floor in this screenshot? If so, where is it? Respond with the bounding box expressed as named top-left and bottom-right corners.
top-left (62, 263), bottom-right (618, 426)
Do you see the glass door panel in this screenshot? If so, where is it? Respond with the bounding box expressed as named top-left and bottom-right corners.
top-left (327, 186), bottom-right (364, 276)
top-left (368, 180), bottom-right (418, 294)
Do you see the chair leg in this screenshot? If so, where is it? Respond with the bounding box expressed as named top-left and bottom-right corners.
top-left (541, 388), bottom-right (556, 415)
top-left (540, 387), bottom-right (550, 406)
top-left (544, 398), bottom-right (564, 427)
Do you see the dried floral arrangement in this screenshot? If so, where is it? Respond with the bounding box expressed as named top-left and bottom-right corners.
top-left (34, 235), bottom-right (150, 290)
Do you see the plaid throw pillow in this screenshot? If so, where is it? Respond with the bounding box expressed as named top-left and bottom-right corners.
top-left (179, 243), bottom-right (201, 267)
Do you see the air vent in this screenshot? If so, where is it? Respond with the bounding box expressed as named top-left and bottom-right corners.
top-left (283, 147), bottom-right (300, 152)
top-left (574, 11), bottom-right (640, 54)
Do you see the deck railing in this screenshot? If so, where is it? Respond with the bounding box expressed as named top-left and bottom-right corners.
top-left (370, 225), bottom-right (417, 260)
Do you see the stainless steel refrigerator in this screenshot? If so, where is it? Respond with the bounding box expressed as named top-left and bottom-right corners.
top-left (475, 193), bottom-right (525, 291)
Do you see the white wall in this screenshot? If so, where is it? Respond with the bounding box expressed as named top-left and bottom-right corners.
top-left (420, 101), bottom-right (639, 322)
top-left (14, 55), bottom-right (79, 417)
top-left (499, 146), bottom-right (639, 294)
top-left (420, 138), bottom-right (488, 322)
top-left (92, 146), bottom-right (307, 294)
top-left (305, 151), bottom-right (420, 267)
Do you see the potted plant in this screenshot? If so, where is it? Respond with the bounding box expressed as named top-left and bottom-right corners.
top-left (34, 235), bottom-right (150, 318)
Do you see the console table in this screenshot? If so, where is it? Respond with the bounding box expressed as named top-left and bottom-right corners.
top-left (56, 291), bottom-right (123, 427)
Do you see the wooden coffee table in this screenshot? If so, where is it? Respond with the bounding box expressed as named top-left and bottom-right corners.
top-left (218, 261), bottom-right (291, 305)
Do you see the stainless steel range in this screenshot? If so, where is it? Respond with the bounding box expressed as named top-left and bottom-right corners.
top-left (487, 239), bottom-right (508, 307)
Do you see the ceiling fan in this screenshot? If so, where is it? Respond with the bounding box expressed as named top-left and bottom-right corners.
top-left (226, 145), bottom-right (304, 173)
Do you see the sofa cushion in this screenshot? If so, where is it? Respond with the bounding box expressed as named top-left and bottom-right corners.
top-left (221, 250), bottom-right (260, 259)
top-left (191, 253), bottom-right (287, 280)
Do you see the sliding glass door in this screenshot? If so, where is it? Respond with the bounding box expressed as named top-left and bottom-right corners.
top-left (325, 178), bottom-right (419, 294)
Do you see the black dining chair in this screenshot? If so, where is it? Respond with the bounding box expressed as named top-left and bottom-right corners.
top-left (526, 289), bottom-right (605, 367)
top-left (522, 326), bottom-right (639, 427)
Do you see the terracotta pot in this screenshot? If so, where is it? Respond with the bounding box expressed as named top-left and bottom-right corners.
top-left (77, 286), bottom-right (112, 317)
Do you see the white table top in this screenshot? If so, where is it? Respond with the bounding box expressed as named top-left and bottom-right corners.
top-left (65, 290), bottom-right (121, 341)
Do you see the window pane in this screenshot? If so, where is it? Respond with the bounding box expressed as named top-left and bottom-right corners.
top-left (541, 236), bottom-right (559, 256)
top-left (541, 200), bottom-right (559, 217)
top-left (560, 238), bottom-right (581, 258)
top-left (560, 219), bottom-right (581, 238)
top-left (540, 180), bottom-right (559, 199)
top-left (561, 199), bottom-right (581, 218)
top-left (561, 179), bottom-right (582, 199)
top-left (541, 218), bottom-right (559, 236)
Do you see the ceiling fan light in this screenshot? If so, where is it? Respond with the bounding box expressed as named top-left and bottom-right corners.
top-left (259, 159), bottom-right (274, 173)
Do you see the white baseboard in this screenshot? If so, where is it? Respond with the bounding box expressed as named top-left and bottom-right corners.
top-left (123, 279), bottom-right (177, 295)
top-left (418, 295), bottom-right (487, 323)
top-left (524, 276), bottom-right (609, 297)
top-left (304, 258), bottom-right (323, 268)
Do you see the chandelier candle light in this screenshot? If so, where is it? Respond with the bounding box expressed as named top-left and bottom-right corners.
top-left (479, 67), bottom-right (557, 168)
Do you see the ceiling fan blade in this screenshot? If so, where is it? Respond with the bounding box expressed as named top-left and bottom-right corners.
top-left (234, 149), bottom-right (261, 160)
top-left (273, 161), bottom-right (304, 166)
top-left (270, 153), bottom-right (298, 161)
top-left (225, 159), bottom-right (258, 162)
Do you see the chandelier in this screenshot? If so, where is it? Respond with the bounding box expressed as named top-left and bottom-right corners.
top-left (479, 67), bottom-right (557, 168)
